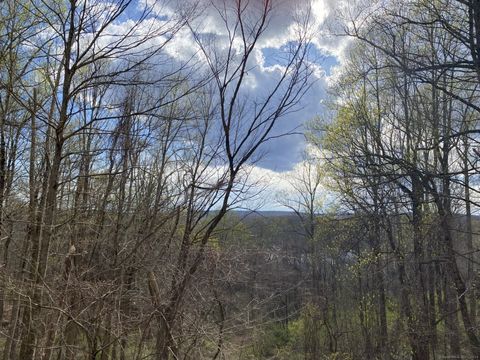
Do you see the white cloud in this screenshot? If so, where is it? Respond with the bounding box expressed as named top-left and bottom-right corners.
top-left (80, 0), bottom-right (349, 173)
top-left (237, 150), bottom-right (333, 211)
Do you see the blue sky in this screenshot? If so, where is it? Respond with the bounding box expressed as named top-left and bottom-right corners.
top-left (116, 0), bottom-right (350, 209)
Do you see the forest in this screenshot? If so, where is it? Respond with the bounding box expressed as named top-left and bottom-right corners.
top-left (0, 0), bottom-right (480, 359)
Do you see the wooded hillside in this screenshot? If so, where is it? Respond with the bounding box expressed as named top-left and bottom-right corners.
top-left (1, 0), bottom-right (480, 359)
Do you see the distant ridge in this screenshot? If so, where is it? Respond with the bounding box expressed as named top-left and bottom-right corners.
top-left (231, 210), bottom-right (296, 218)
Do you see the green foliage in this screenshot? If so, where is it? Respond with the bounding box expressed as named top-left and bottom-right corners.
top-left (239, 304), bottom-right (361, 359)
top-left (240, 321), bottom-right (303, 359)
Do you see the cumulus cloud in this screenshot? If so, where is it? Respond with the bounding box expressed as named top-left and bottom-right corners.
top-left (108, 0), bottom-right (352, 203)
top-left (181, 0), bottom-right (339, 170)
top-left (175, 0), bottom-right (349, 202)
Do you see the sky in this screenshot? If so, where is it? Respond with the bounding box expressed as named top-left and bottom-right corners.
top-left (126, 0), bottom-right (352, 210)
